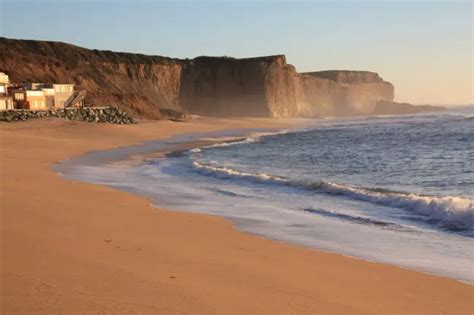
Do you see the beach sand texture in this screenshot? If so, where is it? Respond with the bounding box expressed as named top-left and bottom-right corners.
top-left (1, 118), bottom-right (473, 314)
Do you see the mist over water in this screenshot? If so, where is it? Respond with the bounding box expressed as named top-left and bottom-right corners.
top-left (60, 107), bottom-right (474, 282)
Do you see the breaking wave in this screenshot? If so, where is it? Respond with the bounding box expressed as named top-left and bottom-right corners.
top-left (189, 137), bottom-right (257, 153)
top-left (189, 130), bottom-right (291, 153)
top-left (192, 161), bottom-right (474, 233)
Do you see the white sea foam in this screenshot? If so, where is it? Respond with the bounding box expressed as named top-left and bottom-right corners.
top-left (192, 161), bottom-right (474, 232)
top-left (310, 181), bottom-right (474, 231)
top-left (189, 130), bottom-right (291, 154)
top-left (59, 114), bottom-right (474, 283)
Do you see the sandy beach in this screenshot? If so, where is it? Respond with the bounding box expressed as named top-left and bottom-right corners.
top-left (1, 117), bottom-right (473, 314)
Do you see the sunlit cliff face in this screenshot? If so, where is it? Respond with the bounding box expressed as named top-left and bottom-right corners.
top-left (1, 38), bottom-right (396, 118)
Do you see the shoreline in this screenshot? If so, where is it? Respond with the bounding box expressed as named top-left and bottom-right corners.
top-left (60, 127), bottom-right (473, 284)
top-left (2, 118), bottom-right (473, 313)
top-left (151, 149), bottom-right (473, 284)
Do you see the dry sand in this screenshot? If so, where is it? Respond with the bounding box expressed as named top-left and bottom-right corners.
top-left (1, 117), bottom-right (473, 314)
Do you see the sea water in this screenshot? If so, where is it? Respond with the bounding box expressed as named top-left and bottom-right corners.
top-left (59, 107), bottom-right (474, 282)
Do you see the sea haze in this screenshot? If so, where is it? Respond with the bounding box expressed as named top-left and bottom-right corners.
top-left (58, 107), bottom-right (474, 282)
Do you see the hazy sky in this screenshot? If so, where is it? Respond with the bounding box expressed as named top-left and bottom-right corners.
top-left (1, 0), bottom-right (472, 104)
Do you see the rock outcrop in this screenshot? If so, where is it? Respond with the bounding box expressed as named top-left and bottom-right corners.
top-left (0, 37), bottom-right (396, 119)
top-left (372, 101), bottom-right (445, 115)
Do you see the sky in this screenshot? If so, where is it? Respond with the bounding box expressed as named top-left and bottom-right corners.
top-left (1, 0), bottom-right (472, 105)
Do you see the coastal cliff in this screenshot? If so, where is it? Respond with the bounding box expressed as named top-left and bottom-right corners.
top-left (302, 71), bottom-right (394, 115)
top-left (179, 56), bottom-right (395, 117)
top-left (179, 55), bottom-right (304, 117)
top-left (179, 56), bottom-right (275, 117)
top-left (1, 37), bottom-right (396, 118)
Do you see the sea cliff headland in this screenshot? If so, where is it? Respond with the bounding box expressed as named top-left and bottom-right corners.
top-left (1, 37), bottom-right (408, 119)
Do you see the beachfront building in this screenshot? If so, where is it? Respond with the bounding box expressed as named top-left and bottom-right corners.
top-left (42, 87), bottom-right (55, 108)
top-left (11, 83), bottom-right (82, 109)
top-left (25, 90), bottom-right (48, 110)
top-left (20, 83), bottom-right (77, 109)
top-left (53, 84), bottom-right (75, 108)
top-left (0, 74), bottom-right (85, 110)
top-left (0, 72), bottom-right (10, 95)
top-left (10, 90), bottom-right (27, 109)
top-left (0, 72), bottom-right (9, 85)
top-left (0, 96), bottom-right (14, 110)
top-left (0, 74), bottom-right (14, 110)
top-left (23, 83), bottom-right (45, 90)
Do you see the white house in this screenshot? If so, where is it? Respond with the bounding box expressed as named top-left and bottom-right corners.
top-left (0, 96), bottom-right (14, 110)
top-left (0, 72), bottom-right (9, 85)
top-left (53, 84), bottom-right (75, 108)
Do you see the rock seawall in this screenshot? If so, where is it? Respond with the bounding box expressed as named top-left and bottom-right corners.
top-left (1, 37), bottom-right (396, 118)
top-left (0, 107), bottom-right (136, 124)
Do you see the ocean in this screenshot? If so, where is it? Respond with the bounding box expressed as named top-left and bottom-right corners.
top-left (58, 106), bottom-right (474, 282)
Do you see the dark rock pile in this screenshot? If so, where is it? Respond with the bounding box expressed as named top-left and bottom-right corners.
top-left (0, 107), bottom-right (135, 124)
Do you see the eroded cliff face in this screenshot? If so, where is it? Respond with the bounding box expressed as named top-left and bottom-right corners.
top-left (262, 56), bottom-right (301, 117)
top-left (0, 37), bottom-right (396, 119)
top-left (179, 56), bottom-right (270, 116)
top-left (295, 74), bottom-right (346, 117)
top-left (179, 56), bottom-right (396, 117)
top-left (302, 71), bottom-right (394, 115)
top-left (178, 55), bottom-right (307, 117)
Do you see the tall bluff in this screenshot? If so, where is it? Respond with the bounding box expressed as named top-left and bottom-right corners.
top-left (0, 37), bottom-right (394, 118)
top-left (179, 56), bottom-right (394, 117)
top-left (297, 71), bottom-right (394, 116)
top-left (179, 55), bottom-right (300, 117)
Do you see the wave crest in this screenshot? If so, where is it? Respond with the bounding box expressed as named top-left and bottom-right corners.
top-left (192, 161), bottom-right (474, 232)
top-left (189, 130), bottom-right (291, 154)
